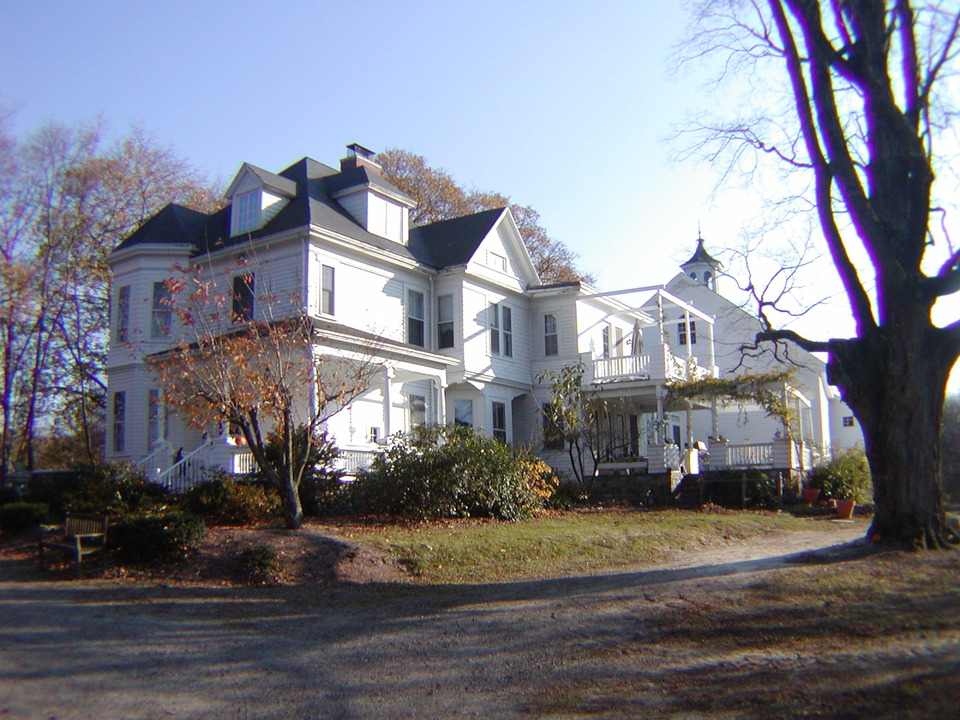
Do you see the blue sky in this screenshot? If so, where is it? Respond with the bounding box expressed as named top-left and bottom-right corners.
top-left (2, 1), bottom-right (957, 386)
top-left (1, 1), bottom-right (719, 284)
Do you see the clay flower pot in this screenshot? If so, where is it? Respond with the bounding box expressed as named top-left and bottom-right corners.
top-left (835, 499), bottom-right (856, 520)
top-left (801, 488), bottom-right (820, 504)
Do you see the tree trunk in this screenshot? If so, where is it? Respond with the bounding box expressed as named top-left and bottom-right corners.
top-left (828, 327), bottom-right (954, 549)
top-left (278, 476), bottom-right (304, 530)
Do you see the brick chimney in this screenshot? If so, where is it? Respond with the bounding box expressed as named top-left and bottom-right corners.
top-left (340, 143), bottom-right (382, 175)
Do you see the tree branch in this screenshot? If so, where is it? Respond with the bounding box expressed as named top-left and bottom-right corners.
top-left (755, 327), bottom-right (832, 353)
top-left (770, 0), bottom-right (877, 332)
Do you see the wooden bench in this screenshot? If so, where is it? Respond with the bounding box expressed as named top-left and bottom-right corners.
top-left (38, 514), bottom-right (108, 578)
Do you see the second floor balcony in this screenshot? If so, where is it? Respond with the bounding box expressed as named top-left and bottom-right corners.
top-left (589, 345), bottom-right (717, 386)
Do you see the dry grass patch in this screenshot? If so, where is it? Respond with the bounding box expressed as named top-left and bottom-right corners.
top-left (332, 508), bottom-right (845, 584)
top-left (523, 548), bottom-right (960, 719)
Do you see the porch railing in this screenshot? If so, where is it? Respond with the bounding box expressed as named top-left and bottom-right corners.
top-left (154, 438), bottom-right (213, 493)
top-left (593, 354), bottom-right (651, 381)
top-left (336, 449), bottom-right (378, 477)
top-left (233, 452), bottom-right (256, 475)
top-left (138, 442), bottom-right (171, 480)
top-left (724, 443), bottom-right (774, 468)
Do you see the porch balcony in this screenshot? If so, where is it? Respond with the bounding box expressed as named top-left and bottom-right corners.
top-left (589, 345), bottom-right (716, 385)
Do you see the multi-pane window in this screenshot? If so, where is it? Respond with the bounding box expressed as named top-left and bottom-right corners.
top-left (233, 274), bottom-right (255, 322)
top-left (542, 403), bottom-right (564, 450)
top-left (492, 401), bottom-right (507, 443)
top-left (113, 391), bottom-right (126, 453)
top-left (409, 394), bottom-right (426, 427)
top-left (234, 190), bottom-right (260, 234)
top-left (842, 416), bottom-right (856, 428)
top-left (544, 313), bottom-right (558, 356)
top-left (407, 289), bottom-right (425, 347)
top-left (147, 389), bottom-right (161, 448)
top-left (489, 303), bottom-right (513, 357)
top-left (502, 306), bottom-right (513, 357)
top-left (602, 325), bottom-right (611, 358)
top-left (151, 282), bottom-right (172, 338)
top-left (454, 399), bottom-right (473, 426)
top-left (678, 320), bottom-right (697, 345)
top-left (321, 264), bottom-right (335, 315)
top-left (116, 285), bottom-right (130, 342)
top-left (437, 294), bottom-right (454, 349)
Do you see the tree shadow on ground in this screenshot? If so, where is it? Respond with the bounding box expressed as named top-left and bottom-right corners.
top-left (2, 536), bottom-right (952, 720)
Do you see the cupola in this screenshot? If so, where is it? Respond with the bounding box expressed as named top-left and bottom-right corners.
top-left (680, 236), bottom-right (722, 292)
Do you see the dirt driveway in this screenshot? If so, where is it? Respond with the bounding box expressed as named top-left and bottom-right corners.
top-left (1, 521), bottom-right (956, 719)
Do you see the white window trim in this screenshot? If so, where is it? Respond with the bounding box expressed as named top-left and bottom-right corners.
top-left (406, 289), bottom-right (425, 347)
top-left (233, 189), bottom-right (260, 235)
top-left (489, 302), bottom-right (513, 358)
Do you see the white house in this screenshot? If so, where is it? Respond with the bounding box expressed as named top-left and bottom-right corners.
top-left (105, 145), bottom-right (856, 487)
top-left (663, 238), bottom-right (863, 471)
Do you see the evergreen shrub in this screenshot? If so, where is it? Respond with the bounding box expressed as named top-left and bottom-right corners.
top-left (350, 424), bottom-right (555, 521)
top-left (180, 472), bottom-right (281, 525)
top-left (0, 502), bottom-right (49, 533)
top-left (112, 511), bottom-right (206, 563)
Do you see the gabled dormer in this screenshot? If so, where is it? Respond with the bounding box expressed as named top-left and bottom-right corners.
top-left (465, 208), bottom-right (540, 290)
top-left (224, 163), bottom-right (298, 237)
top-left (326, 144), bottom-right (416, 245)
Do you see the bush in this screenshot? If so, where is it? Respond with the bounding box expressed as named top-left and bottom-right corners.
top-left (112, 511), bottom-right (206, 564)
top-left (808, 448), bottom-right (872, 503)
top-left (0, 502), bottom-right (49, 533)
top-left (237, 545), bottom-right (284, 585)
top-left (179, 473), bottom-right (281, 525)
top-left (28, 462), bottom-right (169, 517)
top-left (350, 424), bottom-right (552, 521)
top-left (546, 480), bottom-right (588, 510)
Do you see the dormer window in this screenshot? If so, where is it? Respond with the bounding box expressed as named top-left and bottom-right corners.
top-left (224, 163), bottom-right (296, 237)
top-left (234, 190), bottom-right (260, 235)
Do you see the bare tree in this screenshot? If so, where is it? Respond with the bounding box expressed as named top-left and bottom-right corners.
top-left (377, 148), bottom-right (593, 284)
top-left (686, 1), bottom-right (960, 547)
top-left (0, 118), bottom-right (220, 478)
top-left (148, 259), bottom-right (377, 529)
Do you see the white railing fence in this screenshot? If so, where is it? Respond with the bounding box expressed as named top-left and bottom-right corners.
top-left (593, 354), bottom-right (651, 381)
top-left (725, 443), bottom-right (774, 468)
top-left (138, 442), bottom-right (171, 481)
top-left (336, 449), bottom-right (378, 477)
top-left (154, 437), bottom-right (213, 493)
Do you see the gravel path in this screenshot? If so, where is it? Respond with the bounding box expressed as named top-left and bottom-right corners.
top-left (0, 522), bottom-right (888, 719)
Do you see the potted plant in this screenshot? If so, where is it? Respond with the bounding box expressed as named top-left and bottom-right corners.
top-left (800, 486), bottom-right (821, 504)
top-left (807, 449), bottom-right (871, 519)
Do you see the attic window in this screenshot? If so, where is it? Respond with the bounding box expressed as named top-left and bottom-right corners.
top-left (234, 190), bottom-right (260, 235)
top-left (487, 251), bottom-right (507, 273)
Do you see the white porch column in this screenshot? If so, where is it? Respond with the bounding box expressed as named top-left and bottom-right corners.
top-left (707, 315), bottom-right (716, 374)
top-left (433, 376), bottom-right (447, 424)
top-left (382, 366), bottom-right (395, 439)
top-left (655, 388), bottom-right (666, 443)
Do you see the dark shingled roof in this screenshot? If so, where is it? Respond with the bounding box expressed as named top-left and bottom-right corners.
top-left (408, 207), bottom-right (505, 269)
top-left (246, 164), bottom-right (298, 197)
top-left (113, 204), bottom-right (219, 251)
top-left (324, 165), bottom-right (411, 201)
top-left (111, 156), bottom-right (501, 272)
top-left (681, 237), bottom-right (722, 268)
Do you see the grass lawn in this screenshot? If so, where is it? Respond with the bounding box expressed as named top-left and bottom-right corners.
top-left (328, 507), bottom-right (849, 584)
